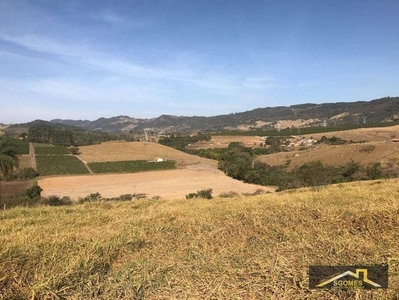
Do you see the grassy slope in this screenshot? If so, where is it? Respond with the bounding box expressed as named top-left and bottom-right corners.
top-left (1, 180), bottom-right (399, 299)
top-left (257, 142), bottom-right (399, 170)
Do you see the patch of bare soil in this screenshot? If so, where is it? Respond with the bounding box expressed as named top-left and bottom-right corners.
top-left (38, 169), bottom-right (275, 200)
top-left (1, 181), bottom-right (30, 197)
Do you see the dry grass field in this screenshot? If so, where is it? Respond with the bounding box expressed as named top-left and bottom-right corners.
top-left (258, 142), bottom-right (399, 170)
top-left (79, 141), bottom-right (218, 168)
top-left (1, 179), bottom-right (398, 299)
top-left (186, 135), bottom-right (267, 150)
top-left (38, 169), bottom-right (274, 200)
top-left (304, 125), bottom-right (399, 142)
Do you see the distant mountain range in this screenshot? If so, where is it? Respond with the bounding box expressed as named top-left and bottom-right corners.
top-left (49, 97), bottom-right (399, 133)
top-left (5, 96), bottom-right (399, 134)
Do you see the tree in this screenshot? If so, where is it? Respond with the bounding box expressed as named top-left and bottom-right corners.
top-left (0, 138), bottom-right (20, 198)
top-left (218, 144), bottom-right (253, 180)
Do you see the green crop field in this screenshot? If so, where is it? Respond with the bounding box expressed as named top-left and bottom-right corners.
top-left (36, 156), bottom-right (89, 175)
top-left (14, 139), bottom-right (29, 155)
top-left (34, 144), bottom-right (70, 155)
top-left (88, 160), bottom-right (176, 174)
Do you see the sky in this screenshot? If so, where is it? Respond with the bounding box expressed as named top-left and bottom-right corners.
top-left (1, 0), bottom-right (398, 124)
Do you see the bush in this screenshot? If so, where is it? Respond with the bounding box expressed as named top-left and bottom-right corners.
top-left (78, 192), bottom-right (102, 203)
top-left (197, 188), bottom-right (213, 199)
top-left (186, 193), bottom-right (198, 200)
top-left (40, 196), bottom-right (72, 206)
top-left (186, 188), bottom-right (213, 200)
top-left (0, 194), bottom-right (40, 209)
top-left (18, 168), bottom-right (39, 180)
top-left (68, 147), bottom-right (80, 155)
top-left (219, 191), bottom-right (239, 198)
top-left (119, 194), bottom-right (133, 201)
top-left (25, 185), bottom-right (43, 199)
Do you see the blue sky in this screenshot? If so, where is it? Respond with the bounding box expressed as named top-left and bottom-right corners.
top-left (1, 0), bottom-right (398, 124)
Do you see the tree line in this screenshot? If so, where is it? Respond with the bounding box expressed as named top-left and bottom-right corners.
top-left (27, 125), bottom-right (139, 146)
top-left (192, 142), bottom-right (395, 191)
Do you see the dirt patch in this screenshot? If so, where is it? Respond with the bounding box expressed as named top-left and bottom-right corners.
top-left (38, 169), bottom-right (275, 200)
top-left (1, 181), bottom-right (30, 197)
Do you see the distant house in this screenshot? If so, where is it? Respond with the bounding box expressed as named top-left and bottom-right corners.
top-left (391, 139), bottom-right (399, 143)
top-left (155, 157), bottom-right (164, 162)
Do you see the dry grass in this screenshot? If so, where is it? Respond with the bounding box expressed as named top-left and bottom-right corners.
top-left (78, 141), bottom-right (218, 168)
top-left (257, 142), bottom-right (399, 170)
top-left (1, 179), bottom-right (399, 299)
top-left (186, 135), bottom-right (267, 150)
top-left (305, 125), bottom-right (399, 143)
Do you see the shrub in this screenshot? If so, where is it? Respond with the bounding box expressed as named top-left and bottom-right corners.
top-left (186, 188), bottom-right (213, 200)
top-left (25, 185), bottom-right (43, 199)
top-left (41, 196), bottom-right (72, 206)
top-left (219, 191), bottom-right (239, 198)
top-left (68, 147), bottom-right (80, 155)
top-left (197, 188), bottom-right (213, 199)
top-left (78, 192), bottom-right (102, 203)
top-left (0, 194), bottom-right (40, 209)
top-left (17, 168), bottom-right (39, 180)
top-left (186, 193), bottom-right (198, 200)
top-left (3, 174), bottom-right (17, 181)
top-left (119, 194), bottom-right (133, 201)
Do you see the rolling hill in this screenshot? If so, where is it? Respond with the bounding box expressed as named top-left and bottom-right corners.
top-left (48, 96), bottom-right (399, 133)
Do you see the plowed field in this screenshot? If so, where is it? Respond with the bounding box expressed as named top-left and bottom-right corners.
top-left (38, 169), bottom-right (275, 200)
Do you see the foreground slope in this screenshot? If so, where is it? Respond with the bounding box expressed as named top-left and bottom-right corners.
top-left (1, 179), bottom-right (398, 299)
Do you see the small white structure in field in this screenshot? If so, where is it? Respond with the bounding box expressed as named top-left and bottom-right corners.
top-left (155, 157), bottom-right (164, 162)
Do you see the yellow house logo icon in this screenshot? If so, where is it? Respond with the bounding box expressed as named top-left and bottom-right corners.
top-left (309, 265), bottom-right (388, 289)
top-left (316, 268), bottom-right (381, 288)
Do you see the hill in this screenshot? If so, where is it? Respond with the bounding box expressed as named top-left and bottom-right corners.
top-left (1, 179), bottom-right (398, 298)
top-left (47, 96), bottom-right (399, 133)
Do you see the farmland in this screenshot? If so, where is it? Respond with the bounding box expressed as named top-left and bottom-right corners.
top-left (38, 169), bottom-right (273, 200)
top-left (78, 141), bottom-right (218, 168)
top-left (1, 179), bottom-right (398, 299)
top-left (32, 141), bottom-right (270, 200)
top-left (88, 160), bottom-right (176, 174)
top-left (36, 155), bottom-right (90, 176)
top-left (33, 144), bottom-right (70, 155)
